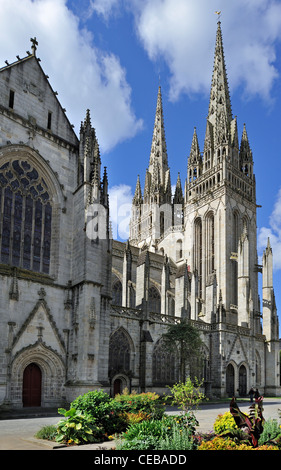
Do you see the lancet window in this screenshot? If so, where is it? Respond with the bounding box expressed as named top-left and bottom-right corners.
top-left (232, 211), bottom-right (239, 305)
top-left (0, 160), bottom-right (52, 274)
top-left (109, 328), bottom-right (131, 375)
top-left (152, 338), bottom-right (178, 385)
top-left (194, 218), bottom-right (202, 297)
top-left (148, 286), bottom-right (161, 313)
top-left (112, 279), bottom-right (122, 306)
top-left (206, 212), bottom-right (215, 279)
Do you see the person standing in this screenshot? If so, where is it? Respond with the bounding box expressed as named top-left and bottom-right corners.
top-left (248, 387), bottom-right (254, 402)
top-left (254, 389), bottom-right (260, 401)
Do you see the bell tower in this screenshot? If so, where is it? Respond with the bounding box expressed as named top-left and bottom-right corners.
top-left (185, 21), bottom-right (258, 325)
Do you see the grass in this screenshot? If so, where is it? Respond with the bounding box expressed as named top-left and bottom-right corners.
top-left (34, 425), bottom-right (58, 441)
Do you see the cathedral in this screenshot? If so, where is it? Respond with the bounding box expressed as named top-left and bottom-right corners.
top-left (0, 22), bottom-right (280, 411)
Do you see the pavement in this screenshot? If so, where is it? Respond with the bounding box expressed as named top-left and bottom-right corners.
top-left (0, 398), bottom-right (280, 451)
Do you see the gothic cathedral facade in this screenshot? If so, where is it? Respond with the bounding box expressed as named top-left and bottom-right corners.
top-left (0, 23), bottom-right (280, 411)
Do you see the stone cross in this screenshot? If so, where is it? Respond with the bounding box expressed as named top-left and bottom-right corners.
top-left (30, 37), bottom-right (38, 55)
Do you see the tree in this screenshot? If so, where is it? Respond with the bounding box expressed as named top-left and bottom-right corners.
top-left (168, 377), bottom-right (206, 414)
top-left (162, 318), bottom-right (203, 382)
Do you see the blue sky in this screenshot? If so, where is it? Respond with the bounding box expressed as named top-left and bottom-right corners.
top-left (1, 0), bottom-right (281, 332)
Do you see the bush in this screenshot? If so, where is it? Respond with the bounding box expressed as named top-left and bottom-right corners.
top-left (55, 408), bottom-right (104, 445)
top-left (123, 411), bottom-right (150, 426)
top-left (35, 425), bottom-right (58, 441)
top-left (213, 411), bottom-right (238, 435)
top-left (198, 436), bottom-right (279, 451)
top-left (116, 414), bottom-right (198, 451)
top-left (157, 420), bottom-right (197, 450)
top-left (71, 390), bottom-right (127, 436)
top-left (71, 389), bottom-right (111, 413)
top-left (258, 419), bottom-right (281, 446)
top-left (113, 390), bottom-right (164, 420)
top-left (168, 377), bottom-right (206, 413)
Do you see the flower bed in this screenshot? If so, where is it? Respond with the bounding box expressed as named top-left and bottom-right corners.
top-left (35, 385), bottom-right (281, 450)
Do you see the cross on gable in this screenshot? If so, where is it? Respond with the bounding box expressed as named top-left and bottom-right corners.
top-left (30, 37), bottom-right (38, 55)
top-left (38, 288), bottom-right (46, 300)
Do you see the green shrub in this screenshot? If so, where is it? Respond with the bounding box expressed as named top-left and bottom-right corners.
top-left (168, 377), bottom-right (206, 413)
top-left (35, 425), bottom-right (58, 441)
top-left (71, 390), bottom-right (127, 435)
top-left (117, 436), bottom-right (160, 450)
top-left (116, 414), bottom-right (198, 451)
top-left (158, 420), bottom-right (196, 450)
top-left (113, 391), bottom-right (164, 419)
top-left (71, 389), bottom-right (111, 412)
top-left (122, 418), bottom-right (165, 441)
top-left (258, 419), bottom-right (281, 446)
top-left (55, 407), bottom-right (103, 445)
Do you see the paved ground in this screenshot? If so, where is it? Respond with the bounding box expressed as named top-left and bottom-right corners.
top-left (0, 398), bottom-right (280, 450)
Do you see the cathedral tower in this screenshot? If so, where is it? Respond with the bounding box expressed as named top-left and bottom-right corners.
top-left (129, 86), bottom-right (174, 250)
top-left (185, 20), bottom-right (258, 326)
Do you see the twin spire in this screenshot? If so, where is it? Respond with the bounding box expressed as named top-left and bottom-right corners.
top-left (133, 20), bottom-right (254, 210)
top-left (188, 20), bottom-right (253, 178)
top-left (134, 85), bottom-right (175, 205)
top-left (207, 21), bottom-right (232, 131)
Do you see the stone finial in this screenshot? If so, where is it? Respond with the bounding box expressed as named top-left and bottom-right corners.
top-left (30, 37), bottom-right (38, 56)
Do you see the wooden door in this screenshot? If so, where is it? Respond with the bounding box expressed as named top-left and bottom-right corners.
top-left (239, 365), bottom-right (247, 396)
top-left (23, 363), bottom-right (42, 407)
top-left (226, 363), bottom-right (235, 397)
top-left (113, 378), bottom-right (122, 396)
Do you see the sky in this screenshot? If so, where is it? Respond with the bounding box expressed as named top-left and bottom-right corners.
top-left (1, 0), bottom-right (281, 332)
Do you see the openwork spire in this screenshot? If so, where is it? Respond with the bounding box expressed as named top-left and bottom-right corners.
top-left (133, 175), bottom-right (142, 205)
top-left (207, 21), bottom-right (233, 145)
top-left (148, 86), bottom-right (169, 187)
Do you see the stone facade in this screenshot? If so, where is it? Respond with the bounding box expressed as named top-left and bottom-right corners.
top-left (0, 25), bottom-right (280, 411)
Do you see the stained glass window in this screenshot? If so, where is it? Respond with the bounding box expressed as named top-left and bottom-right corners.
top-left (152, 339), bottom-right (178, 385)
top-left (148, 286), bottom-right (161, 313)
top-left (0, 160), bottom-right (53, 274)
top-left (112, 280), bottom-right (122, 306)
top-left (109, 329), bottom-right (131, 375)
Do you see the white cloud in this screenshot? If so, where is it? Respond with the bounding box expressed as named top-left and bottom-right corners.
top-left (89, 0), bottom-right (120, 19)
top-left (258, 187), bottom-right (281, 271)
top-left (131, 0), bottom-right (281, 102)
top-left (108, 184), bottom-right (133, 240)
top-left (0, 0), bottom-right (143, 152)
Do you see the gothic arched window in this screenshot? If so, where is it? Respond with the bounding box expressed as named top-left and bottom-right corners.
top-left (129, 285), bottom-right (136, 308)
top-left (148, 286), bottom-right (161, 313)
top-left (206, 212), bottom-right (215, 278)
top-left (176, 239), bottom-right (183, 260)
top-left (0, 160), bottom-right (52, 274)
top-left (152, 338), bottom-right (178, 385)
top-left (109, 328), bottom-right (131, 375)
top-left (194, 217), bottom-right (202, 297)
top-left (112, 279), bottom-right (122, 306)
top-left (232, 211), bottom-right (239, 305)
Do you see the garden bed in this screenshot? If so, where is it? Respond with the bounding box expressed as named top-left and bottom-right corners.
top-left (35, 382), bottom-right (281, 451)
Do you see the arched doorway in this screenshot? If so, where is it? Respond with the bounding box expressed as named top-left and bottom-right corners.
top-left (226, 363), bottom-right (235, 397)
top-left (239, 365), bottom-right (247, 396)
top-left (113, 378), bottom-right (122, 396)
top-left (22, 363), bottom-right (42, 407)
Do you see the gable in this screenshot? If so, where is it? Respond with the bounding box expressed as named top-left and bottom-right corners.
top-left (11, 299), bottom-right (66, 358)
top-left (227, 334), bottom-right (248, 365)
top-left (0, 55), bottom-right (78, 146)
